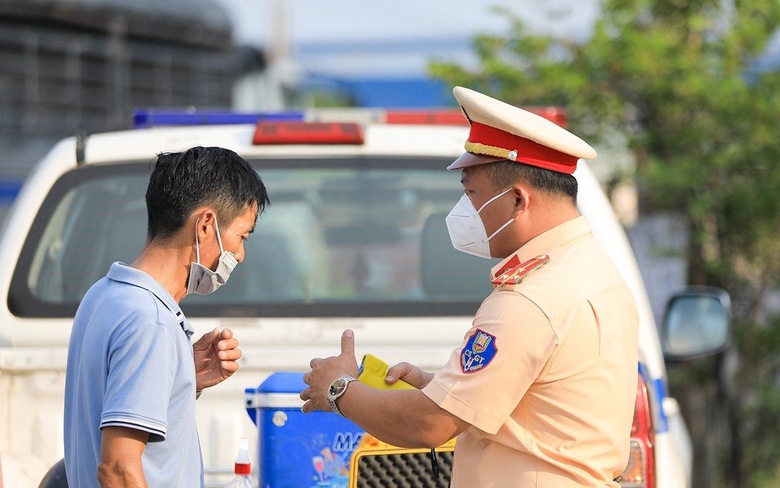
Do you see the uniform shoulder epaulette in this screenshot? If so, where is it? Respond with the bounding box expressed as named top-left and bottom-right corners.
top-left (491, 255), bottom-right (550, 286)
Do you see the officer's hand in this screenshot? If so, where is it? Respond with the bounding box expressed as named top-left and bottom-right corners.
top-left (386, 362), bottom-right (434, 389)
top-left (300, 329), bottom-right (360, 414)
top-left (193, 327), bottom-right (242, 392)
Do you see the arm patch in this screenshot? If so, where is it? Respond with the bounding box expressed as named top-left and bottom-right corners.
top-left (460, 329), bottom-right (498, 373)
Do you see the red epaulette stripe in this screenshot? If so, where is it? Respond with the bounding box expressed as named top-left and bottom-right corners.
top-left (491, 255), bottom-right (550, 286)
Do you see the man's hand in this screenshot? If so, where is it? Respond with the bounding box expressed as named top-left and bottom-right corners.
top-left (386, 362), bottom-right (434, 389)
top-left (300, 329), bottom-right (360, 413)
top-left (193, 327), bottom-right (241, 391)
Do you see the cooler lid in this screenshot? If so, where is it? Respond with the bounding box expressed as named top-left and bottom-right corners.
top-left (255, 371), bottom-right (306, 394)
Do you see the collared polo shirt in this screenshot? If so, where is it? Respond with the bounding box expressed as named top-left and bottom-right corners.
top-left (423, 216), bottom-right (639, 487)
top-left (64, 262), bottom-right (203, 487)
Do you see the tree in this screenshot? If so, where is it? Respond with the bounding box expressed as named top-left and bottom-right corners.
top-left (429, 1), bottom-right (780, 487)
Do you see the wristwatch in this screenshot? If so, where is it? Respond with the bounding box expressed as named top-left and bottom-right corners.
top-left (327, 375), bottom-right (357, 417)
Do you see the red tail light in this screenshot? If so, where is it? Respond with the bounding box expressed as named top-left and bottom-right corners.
top-left (618, 375), bottom-right (655, 488)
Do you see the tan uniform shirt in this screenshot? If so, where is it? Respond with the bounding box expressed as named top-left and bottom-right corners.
top-left (422, 216), bottom-right (639, 487)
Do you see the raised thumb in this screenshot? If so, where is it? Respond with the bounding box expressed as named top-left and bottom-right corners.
top-left (341, 329), bottom-right (356, 359)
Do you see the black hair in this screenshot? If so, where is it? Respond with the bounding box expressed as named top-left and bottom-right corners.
top-left (483, 160), bottom-right (578, 204)
top-left (145, 146), bottom-right (270, 241)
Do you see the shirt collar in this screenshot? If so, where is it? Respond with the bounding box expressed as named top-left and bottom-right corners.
top-left (491, 216), bottom-right (592, 280)
top-left (106, 262), bottom-right (193, 338)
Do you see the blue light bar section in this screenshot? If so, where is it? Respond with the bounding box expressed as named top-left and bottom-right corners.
top-left (0, 180), bottom-right (22, 203)
top-left (132, 110), bottom-right (305, 128)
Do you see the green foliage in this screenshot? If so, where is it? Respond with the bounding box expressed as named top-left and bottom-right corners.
top-left (735, 314), bottom-right (780, 486)
top-left (306, 90), bottom-right (356, 108)
top-left (430, 0), bottom-right (780, 290)
top-left (429, 0), bottom-right (780, 486)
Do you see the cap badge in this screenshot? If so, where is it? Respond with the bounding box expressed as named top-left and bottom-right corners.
top-left (492, 255), bottom-right (550, 286)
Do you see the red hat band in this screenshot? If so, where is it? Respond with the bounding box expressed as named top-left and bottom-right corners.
top-left (465, 122), bottom-right (579, 174)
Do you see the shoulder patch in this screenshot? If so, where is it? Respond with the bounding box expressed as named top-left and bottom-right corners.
top-left (460, 329), bottom-right (498, 374)
top-left (491, 255), bottom-right (550, 286)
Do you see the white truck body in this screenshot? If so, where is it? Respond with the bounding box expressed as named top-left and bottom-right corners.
top-left (1, 116), bottom-right (692, 487)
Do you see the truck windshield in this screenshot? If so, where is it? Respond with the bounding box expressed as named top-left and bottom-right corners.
top-left (9, 157), bottom-right (494, 318)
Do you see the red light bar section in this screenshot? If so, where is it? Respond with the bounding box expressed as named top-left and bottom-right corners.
top-left (385, 110), bottom-right (468, 126)
top-left (253, 122), bottom-right (365, 145)
top-left (384, 107), bottom-right (568, 128)
top-left (525, 107), bottom-right (569, 128)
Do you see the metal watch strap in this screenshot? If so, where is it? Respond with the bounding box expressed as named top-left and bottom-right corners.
top-left (327, 375), bottom-right (357, 417)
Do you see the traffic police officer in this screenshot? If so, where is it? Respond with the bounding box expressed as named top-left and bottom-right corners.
top-left (301, 86), bottom-right (639, 487)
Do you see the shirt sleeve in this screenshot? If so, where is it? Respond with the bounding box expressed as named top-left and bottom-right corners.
top-left (422, 289), bottom-right (558, 434)
top-left (100, 314), bottom-right (177, 442)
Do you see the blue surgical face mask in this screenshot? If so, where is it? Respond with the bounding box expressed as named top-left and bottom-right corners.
top-left (187, 216), bottom-right (238, 296)
top-left (445, 188), bottom-right (515, 259)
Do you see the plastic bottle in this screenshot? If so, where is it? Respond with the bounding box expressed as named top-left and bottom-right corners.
top-left (224, 438), bottom-right (253, 488)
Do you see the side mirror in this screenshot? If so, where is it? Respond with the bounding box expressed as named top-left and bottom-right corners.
top-left (662, 286), bottom-right (731, 361)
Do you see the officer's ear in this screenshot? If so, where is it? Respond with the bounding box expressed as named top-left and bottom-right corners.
top-left (511, 185), bottom-right (530, 213)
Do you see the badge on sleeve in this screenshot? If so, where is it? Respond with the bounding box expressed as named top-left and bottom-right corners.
top-left (460, 329), bottom-right (498, 374)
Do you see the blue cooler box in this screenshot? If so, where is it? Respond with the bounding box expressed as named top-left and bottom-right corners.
top-left (246, 372), bottom-right (364, 488)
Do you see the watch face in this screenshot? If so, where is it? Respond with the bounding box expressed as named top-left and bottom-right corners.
top-left (329, 378), bottom-right (346, 397)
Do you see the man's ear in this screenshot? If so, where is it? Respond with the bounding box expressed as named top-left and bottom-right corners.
top-left (193, 208), bottom-right (217, 237)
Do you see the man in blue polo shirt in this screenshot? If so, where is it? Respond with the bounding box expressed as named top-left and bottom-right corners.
top-left (64, 147), bottom-right (270, 488)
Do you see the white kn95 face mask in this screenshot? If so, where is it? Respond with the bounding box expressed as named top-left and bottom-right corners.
top-left (445, 188), bottom-right (514, 259)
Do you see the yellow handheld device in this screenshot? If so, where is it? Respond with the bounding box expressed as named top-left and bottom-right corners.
top-left (358, 354), bottom-right (415, 390)
top-left (357, 354), bottom-right (440, 479)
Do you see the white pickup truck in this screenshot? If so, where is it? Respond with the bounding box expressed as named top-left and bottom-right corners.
top-left (0, 108), bottom-right (729, 487)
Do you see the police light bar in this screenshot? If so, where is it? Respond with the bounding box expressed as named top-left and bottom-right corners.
top-left (131, 107), bottom-right (568, 130)
top-left (132, 110), bottom-right (305, 128)
top-left (252, 122), bottom-right (365, 145)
